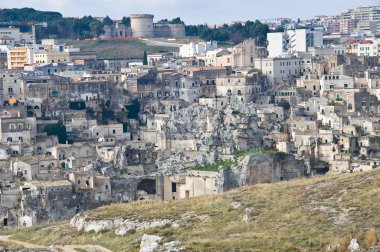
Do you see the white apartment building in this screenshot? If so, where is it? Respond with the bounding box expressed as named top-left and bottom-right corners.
top-left (345, 39), bottom-right (380, 57)
top-left (216, 75), bottom-right (254, 103)
top-left (355, 21), bottom-right (380, 34)
top-left (319, 74), bottom-right (354, 95)
top-left (254, 57), bottom-right (302, 84)
top-left (0, 27), bottom-right (33, 44)
top-left (267, 29), bottom-right (323, 58)
top-left (179, 41), bottom-right (218, 58)
top-left (340, 6), bottom-right (380, 22)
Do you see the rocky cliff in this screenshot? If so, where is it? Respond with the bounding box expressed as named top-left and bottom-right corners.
top-left (219, 153), bottom-right (306, 191)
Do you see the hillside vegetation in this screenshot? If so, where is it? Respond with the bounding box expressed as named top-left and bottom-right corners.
top-left (1, 169), bottom-right (380, 251)
top-left (67, 39), bottom-right (177, 59)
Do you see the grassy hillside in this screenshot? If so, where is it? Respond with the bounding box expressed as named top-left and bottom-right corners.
top-left (1, 169), bottom-right (380, 251)
top-left (67, 39), bottom-right (178, 60)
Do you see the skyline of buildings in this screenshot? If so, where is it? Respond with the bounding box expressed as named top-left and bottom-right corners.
top-left (0, 0), bottom-right (378, 25)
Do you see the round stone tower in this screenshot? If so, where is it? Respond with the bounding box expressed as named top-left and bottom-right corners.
top-left (130, 14), bottom-right (154, 38)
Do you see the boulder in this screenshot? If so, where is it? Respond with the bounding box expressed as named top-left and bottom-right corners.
top-left (139, 234), bottom-right (162, 252)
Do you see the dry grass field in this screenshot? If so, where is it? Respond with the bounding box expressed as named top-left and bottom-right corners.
top-left (1, 169), bottom-right (379, 251)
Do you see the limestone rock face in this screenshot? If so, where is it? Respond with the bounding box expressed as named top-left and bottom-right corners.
top-left (160, 103), bottom-right (262, 151)
top-left (347, 239), bottom-right (360, 252)
top-left (155, 153), bottom-right (196, 175)
top-left (70, 213), bottom-right (171, 234)
top-left (139, 235), bottom-right (185, 252)
top-left (220, 154), bottom-right (306, 191)
top-left (156, 102), bottom-right (269, 175)
top-left (139, 234), bottom-right (162, 252)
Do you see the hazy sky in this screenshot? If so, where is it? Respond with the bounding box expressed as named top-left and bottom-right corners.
top-left (0, 0), bottom-right (378, 24)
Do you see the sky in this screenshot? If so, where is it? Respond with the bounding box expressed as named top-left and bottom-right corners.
top-left (0, 0), bottom-right (378, 24)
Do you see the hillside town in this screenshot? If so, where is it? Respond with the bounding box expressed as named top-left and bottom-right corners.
top-left (0, 5), bottom-right (380, 229)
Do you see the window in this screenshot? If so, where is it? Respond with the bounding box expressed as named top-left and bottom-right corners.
top-left (171, 183), bottom-right (177, 193)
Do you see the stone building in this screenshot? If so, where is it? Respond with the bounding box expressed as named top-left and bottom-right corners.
top-left (157, 170), bottom-right (219, 201)
top-left (101, 22), bottom-right (132, 39)
top-left (216, 69), bottom-right (260, 103)
top-left (0, 116), bottom-right (37, 155)
top-left (10, 159), bottom-right (39, 181)
top-left (68, 173), bottom-right (112, 202)
top-left (51, 142), bottom-right (97, 169)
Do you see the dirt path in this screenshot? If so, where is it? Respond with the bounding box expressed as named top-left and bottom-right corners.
top-left (0, 235), bottom-right (46, 249)
top-left (57, 244), bottom-right (113, 252)
top-left (0, 235), bottom-right (113, 252)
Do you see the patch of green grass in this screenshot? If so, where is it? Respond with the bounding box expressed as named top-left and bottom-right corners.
top-left (66, 39), bottom-right (178, 60)
top-left (233, 149), bottom-right (275, 159)
top-left (194, 159), bottom-right (237, 172)
top-left (194, 149), bottom-right (277, 172)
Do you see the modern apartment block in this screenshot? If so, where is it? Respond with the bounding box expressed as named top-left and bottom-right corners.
top-left (267, 29), bottom-right (323, 58)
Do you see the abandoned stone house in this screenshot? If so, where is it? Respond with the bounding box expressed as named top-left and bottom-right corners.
top-left (51, 142), bottom-right (97, 169)
top-left (68, 173), bottom-right (112, 202)
top-left (0, 116), bottom-right (37, 155)
top-left (157, 170), bottom-right (219, 201)
top-left (10, 159), bottom-right (39, 181)
top-left (34, 135), bottom-right (58, 155)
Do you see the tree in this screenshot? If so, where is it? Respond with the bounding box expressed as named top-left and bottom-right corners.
top-left (101, 107), bottom-right (115, 123)
top-left (170, 17), bottom-right (184, 25)
top-left (278, 100), bottom-right (290, 110)
top-left (126, 99), bottom-right (140, 120)
top-left (102, 15), bottom-right (113, 26)
top-left (272, 27), bottom-right (285, 33)
top-left (184, 20), bottom-right (270, 46)
top-left (44, 123), bottom-right (67, 144)
top-left (143, 50), bottom-right (148, 65)
top-left (121, 16), bottom-right (131, 27)
top-left (86, 107), bottom-right (96, 119)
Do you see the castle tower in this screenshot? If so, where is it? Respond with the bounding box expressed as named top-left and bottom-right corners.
top-left (130, 14), bottom-right (154, 38)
